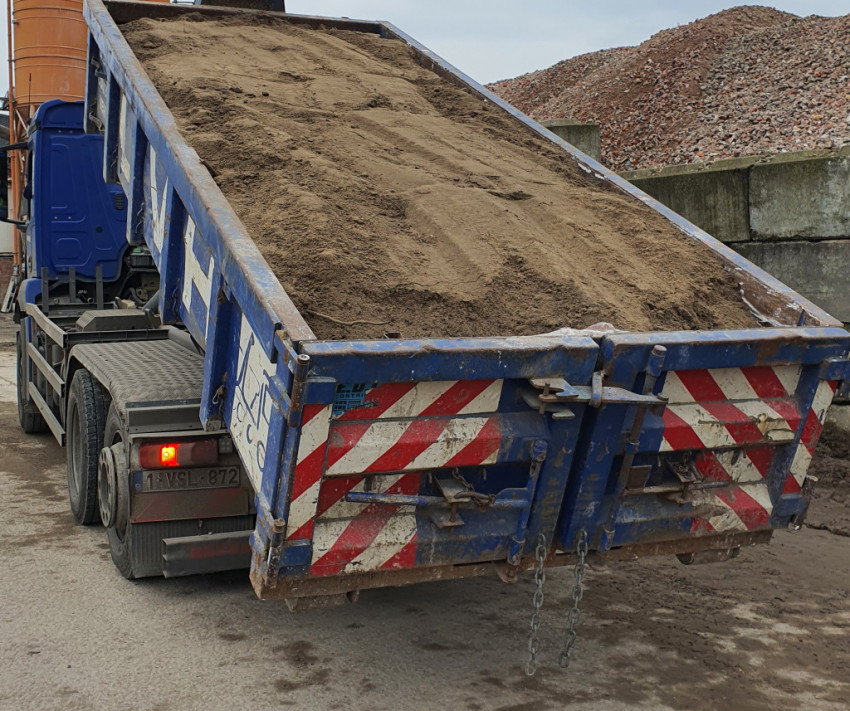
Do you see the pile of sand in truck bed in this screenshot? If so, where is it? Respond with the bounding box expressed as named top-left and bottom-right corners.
top-left (122, 14), bottom-right (760, 340)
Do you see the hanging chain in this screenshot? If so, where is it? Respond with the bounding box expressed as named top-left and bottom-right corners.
top-left (558, 529), bottom-right (588, 668)
top-left (525, 532), bottom-right (547, 676)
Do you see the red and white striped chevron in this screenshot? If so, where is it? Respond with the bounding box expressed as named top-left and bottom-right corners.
top-left (285, 379), bottom-right (504, 575)
top-left (660, 366), bottom-right (835, 533)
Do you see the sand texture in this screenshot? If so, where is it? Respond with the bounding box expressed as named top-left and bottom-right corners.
top-left (123, 14), bottom-right (760, 340)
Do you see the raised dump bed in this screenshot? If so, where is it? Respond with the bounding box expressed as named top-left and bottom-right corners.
top-left (81, 0), bottom-right (849, 601)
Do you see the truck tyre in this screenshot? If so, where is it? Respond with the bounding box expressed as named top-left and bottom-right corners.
top-left (16, 331), bottom-right (47, 434)
top-left (66, 370), bottom-right (110, 525)
top-left (101, 404), bottom-right (136, 579)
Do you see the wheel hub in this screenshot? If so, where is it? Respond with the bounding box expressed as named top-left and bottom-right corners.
top-left (98, 445), bottom-right (119, 528)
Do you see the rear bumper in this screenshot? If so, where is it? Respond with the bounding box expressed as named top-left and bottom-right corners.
top-left (162, 530), bottom-right (252, 577)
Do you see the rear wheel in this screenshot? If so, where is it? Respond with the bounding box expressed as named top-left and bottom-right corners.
top-left (101, 404), bottom-right (136, 579)
top-left (16, 330), bottom-right (47, 434)
top-left (66, 370), bottom-right (110, 525)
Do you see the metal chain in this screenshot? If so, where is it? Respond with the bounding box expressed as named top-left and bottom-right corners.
top-left (558, 529), bottom-right (589, 668)
top-left (451, 468), bottom-right (496, 512)
top-left (526, 532), bottom-right (547, 676)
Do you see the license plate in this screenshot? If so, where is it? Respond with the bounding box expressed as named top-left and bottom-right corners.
top-left (140, 467), bottom-right (241, 492)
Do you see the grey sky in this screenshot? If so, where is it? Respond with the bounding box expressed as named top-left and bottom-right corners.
top-left (285, 1), bottom-right (848, 83)
top-left (1, 1), bottom-right (847, 93)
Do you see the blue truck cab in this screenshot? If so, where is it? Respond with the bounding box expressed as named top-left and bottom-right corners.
top-left (10, 100), bottom-right (158, 310)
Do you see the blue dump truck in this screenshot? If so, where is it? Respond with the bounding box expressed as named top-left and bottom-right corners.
top-left (4, 0), bottom-right (849, 621)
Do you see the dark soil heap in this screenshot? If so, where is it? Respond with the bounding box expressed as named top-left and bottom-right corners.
top-left (123, 14), bottom-right (758, 339)
top-left (489, 6), bottom-right (850, 170)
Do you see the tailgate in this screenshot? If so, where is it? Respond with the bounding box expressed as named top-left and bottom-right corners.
top-left (558, 329), bottom-right (850, 553)
top-left (252, 335), bottom-right (599, 596)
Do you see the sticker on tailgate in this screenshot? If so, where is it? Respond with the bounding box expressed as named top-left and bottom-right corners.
top-left (333, 382), bottom-right (377, 416)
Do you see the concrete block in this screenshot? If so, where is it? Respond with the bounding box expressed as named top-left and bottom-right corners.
top-left (750, 154), bottom-right (850, 239)
top-left (627, 167), bottom-right (751, 242)
top-left (734, 240), bottom-right (850, 322)
top-left (541, 119), bottom-right (601, 162)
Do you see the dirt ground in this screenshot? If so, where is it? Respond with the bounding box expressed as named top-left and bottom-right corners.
top-left (0, 315), bottom-right (848, 711)
top-left (807, 423), bottom-right (850, 538)
top-left (121, 14), bottom-right (759, 340)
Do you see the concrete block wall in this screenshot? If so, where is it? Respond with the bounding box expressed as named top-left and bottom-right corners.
top-left (622, 145), bottom-right (850, 323)
top-left (541, 119), bottom-right (601, 162)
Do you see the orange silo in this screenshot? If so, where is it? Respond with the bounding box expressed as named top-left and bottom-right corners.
top-left (12, 0), bottom-right (88, 110)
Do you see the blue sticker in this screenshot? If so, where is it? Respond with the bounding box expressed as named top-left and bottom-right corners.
top-left (333, 382), bottom-right (376, 416)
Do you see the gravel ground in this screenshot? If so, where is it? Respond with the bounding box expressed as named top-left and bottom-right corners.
top-left (488, 6), bottom-right (850, 170)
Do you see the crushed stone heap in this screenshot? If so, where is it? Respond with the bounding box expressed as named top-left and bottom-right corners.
top-left (488, 6), bottom-right (850, 170)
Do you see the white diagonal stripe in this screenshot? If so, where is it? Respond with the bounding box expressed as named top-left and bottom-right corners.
top-left (326, 420), bottom-right (411, 476)
top-left (405, 417), bottom-right (494, 470)
top-left (344, 515), bottom-right (418, 573)
top-left (317, 474), bottom-right (404, 522)
top-left (789, 445), bottom-right (812, 483)
top-left (310, 518), bottom-right (352, 563)
top-left (740, 481), bottom-right (774, 515)
top-left (458, 380), bottom-right (503, 414)
top-left (689, 490), bottom-right (748, 533)
top-left (665, 403), bottom-right (738, 449)
top-left (707, 368), bottom-right (758, 402)
top-left (713, 449), bottom-right (764, 484)
top-left (811, 380), bottom-right (836, 420)
top-left (297, 405), bottom-right (332, 464)
top-left (286, 479), bottom-right (323, 537)
top-left (773, 365), bottom-right (802, 397)
top-left (661, 371), bottom-right (694, 404)
top-left (376, 381), bottom-right (457, 420)
top-left (731, 400), bottom-right (796, 443)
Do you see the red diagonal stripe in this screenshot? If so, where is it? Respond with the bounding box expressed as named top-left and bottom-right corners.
top-left (782, 475), bottom-right (802, 494)
top-left (675, 370), bottom-right (726, 402)
top-left (336, 382), bottom-right (417, 421)
top-left (693, 451), bottom-right (730, 481)
top-left (799, 408), bottom-right (823, 451)
top-left (316, 475), bottom-right (365, 517)
top-left (662, 408), bottom-right (706, 450)
top-left (310, 475), bottom-right (420, 577)
top-left (744, 448), bottom-right (776, 477)
top-left (741, 366), bottom-right (791, 398)
top-left (302, 404), bottom-right (326, 426)
top-left (379, 537), bottom-right (418, 571)
top-left (699, 402), bottom-right (767, 445)
top-left (676, 374), bottom-right (783, 477)
top-left (290, 447), bottom-right (327, 500)
top-left (714, 487), bottom-right (771, 530)
top-left (419, 380), bottom-right (495, 416)
top-left (691, 517), bottom-right (715, 533)
top-left (364, 381), bottom-right (495, 473)
top-left (444, 417), bottom-right (501, 468)
top-left (760, 397), bottom-right (802, 433)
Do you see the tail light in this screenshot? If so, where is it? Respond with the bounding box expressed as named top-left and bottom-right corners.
top-left (138, 439), bottom-right (218, 469)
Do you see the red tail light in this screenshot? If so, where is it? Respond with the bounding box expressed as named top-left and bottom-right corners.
top-left (139, 439), bottom-right (218, 469)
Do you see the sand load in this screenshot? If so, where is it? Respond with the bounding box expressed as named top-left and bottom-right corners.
top-left (123, 14), bottom-right (758, 340)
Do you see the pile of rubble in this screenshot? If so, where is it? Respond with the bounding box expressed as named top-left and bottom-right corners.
top-left (488, 6), bottom-right (850, 170)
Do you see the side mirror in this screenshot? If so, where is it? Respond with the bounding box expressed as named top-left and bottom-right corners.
top-left (0, 141), bottom-right (28, 226)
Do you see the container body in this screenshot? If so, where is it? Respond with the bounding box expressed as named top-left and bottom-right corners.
top-left (82, 0), bottom-right (850, 599)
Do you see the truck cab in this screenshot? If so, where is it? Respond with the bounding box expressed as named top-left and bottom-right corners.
top-left (5, 100), bottom-right (157, 312)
